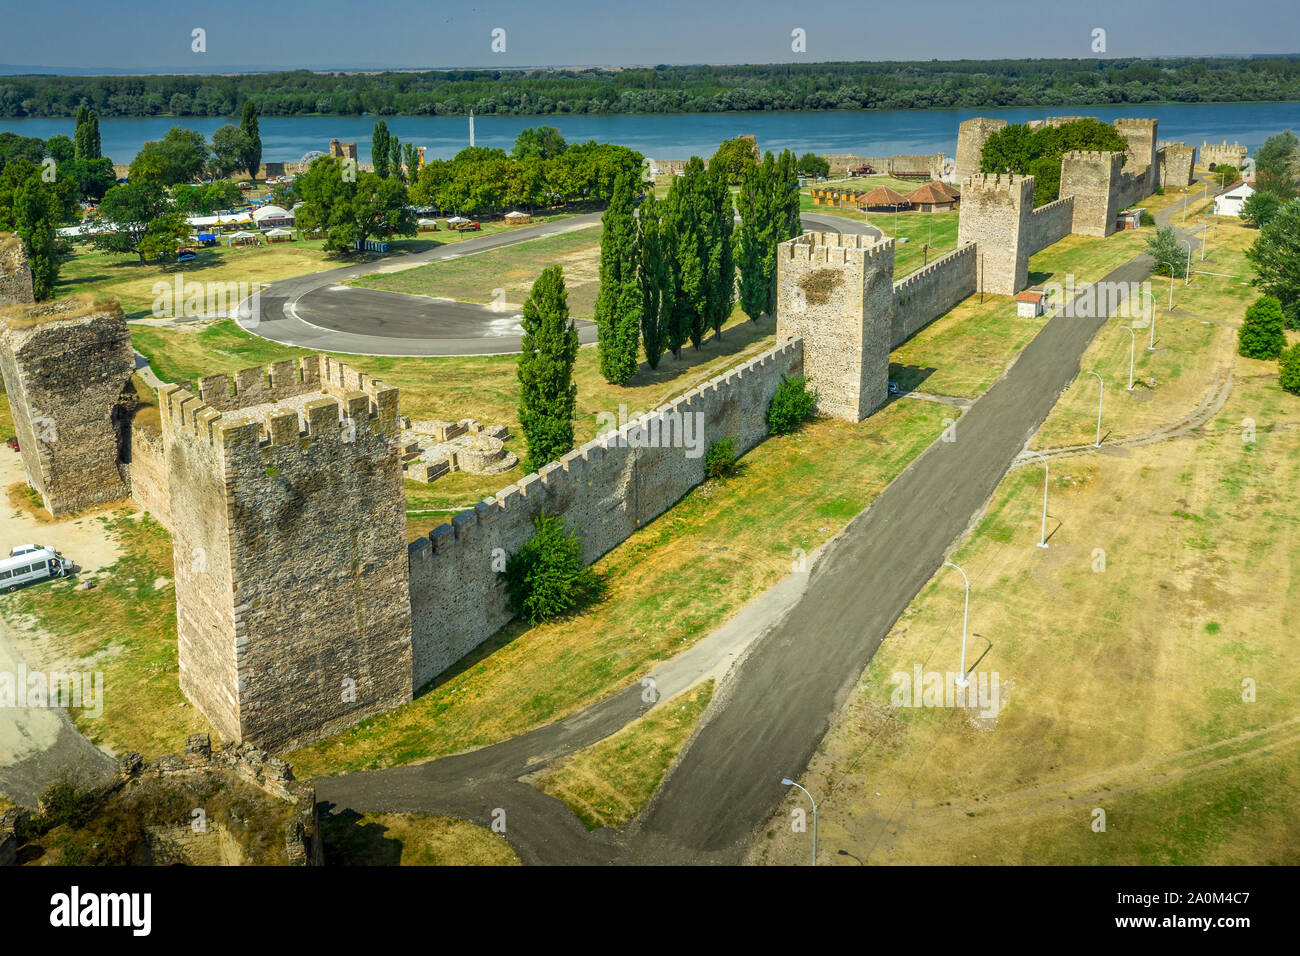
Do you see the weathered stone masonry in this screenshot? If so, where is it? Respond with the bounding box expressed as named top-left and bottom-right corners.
top-left (0, 296), bottom-right (135, 515)
top-left (407, 340), bottom-right (804, 687)
top-left (159, 355), bottom-right (413, 752)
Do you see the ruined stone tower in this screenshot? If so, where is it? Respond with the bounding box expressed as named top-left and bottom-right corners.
top-left (1059, 151), bottom-right (1124, 237)
top-left (957, 174), bottom-right (1035, 296)
top-left (955, 117), bottom-right (1008, 184)
top-left (1158, 142), bottom-right (1197, 188)
top-left (0, 294), bottom-right (135, 515)
top-left (0, 235), bottom-right (35, 307)
top-left (159, 355), bottom-right (413, 752)
top-left (776, 231), bottom-right (893, 421)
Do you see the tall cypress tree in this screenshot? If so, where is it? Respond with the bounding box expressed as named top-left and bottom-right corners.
top-left (389, 135), bottom-right (404, 183)
top-left (240, 100), bottom-right (262, 179)
top-left (660, 188), bottom-right (690, 360)
top-left (638, 192), bottom-right (669, 370)
top-left (372, 121), bottom-right (390, 178)
top-left (704, 163), bottom-right (735, 340)
top-left (595, 171), bottom-right (643, 384)
top-left (517, 265), bottom-right (579, 469)
top-left (669, 157), bottom-right (709, 351)
top-left (775, 149), bottom-right (802, 242)
top-left (74, 106), bottom-right (101, 161)
top-left (737, 152), bottom-right (779, 321)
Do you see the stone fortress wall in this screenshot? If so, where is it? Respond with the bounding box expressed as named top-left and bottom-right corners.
top-left (890, 244), bottom-right (978, 346)
top-left (1201, 140), bottom-right (1247, 169)
top-left (408, 340), bottom-right (803, 686)
top-left (0, 235), bottom-right (34, 306)
top-left (1158, 141), bottom-right (1197, 187)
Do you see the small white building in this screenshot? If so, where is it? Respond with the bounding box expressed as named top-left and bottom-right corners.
top-left (1213, 181), bottom-right (1254, 217)
top-left (1015, 289), bottom-right (1047, 318)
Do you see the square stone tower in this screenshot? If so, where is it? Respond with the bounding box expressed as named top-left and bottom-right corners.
top-left (776, 231), bottom-right (894, 421)
top-left (957, 174), bottom-right (1035, 296)
top-left (0, 295), bottom-right (135, 514)
top-left (1114, 117), bottom-right (1159, 194)
top-left (955, 117), bottom-right (1008, 184)
top-left (1159, 142), bottom-right (1197, 187)
top-left (1060, 151), bottom-right (1124, 237)
top-left (159, 355), bottom-right (413, 752)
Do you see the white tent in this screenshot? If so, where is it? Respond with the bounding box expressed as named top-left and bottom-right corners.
top-left (504, 210), bottom-right (528, 219)
top-left (265, 227), bottom-right (294, 237)
top-left (446, 216), bottom-right (470, 224)
top-left (252, 204), bottom-right (292, 223)
top-left (417, 218), bottom-right (439, 226)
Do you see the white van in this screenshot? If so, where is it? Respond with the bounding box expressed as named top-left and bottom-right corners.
top-left (0, 546), bottom-right (74, 592)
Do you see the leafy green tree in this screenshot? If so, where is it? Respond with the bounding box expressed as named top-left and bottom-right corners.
top-left (637, 191), bottom-right (670, 370)
top-left (1237, 295), bottom-right (1288, 359)
top-left (129, 127), bottom-right (208, 185)
top-left (737, 151), bottom-right (780, 321)
top-left (0, 132), bottom-right (48, 177)
top-left (594, 171), bottom-right (643, 385)
top-left (1212, 164), bottom-right (1239, 188)
top-left (1144, 225), bottom-right (1184, 278)
top-left (1246, 198), bottom-right (1300, 328)
top-left (1241, 190), bottom-right (1283, 228)
top-left (1278, 343), bottom-right (1300, 395)
top-left (796, 152), bottom-right (830, 178)
top-left (210, 124), bottom-right (250, 179)
top-left (512, 126), bottom-right (567, 161)
top-left (91, 180), bottom-right (187, 263)
top-left (67, 157), bottom-right (115, 202)
top-left (517, 265), bottom-right (579, 468)
top-left (44, 134), bottom-right (75, 168)
top-left (710, 136), bottom-right (757, 185)
top-left (372, 121), bottom-right (391, 179)
top-left (294, 157), bottom-right (416, 253)
top-left (982, 118), bottom-right (1129, 204)
top-left (13, 179), bottom-right (60, 299)
top-left (73, 106), bottom-right (101, 161)
top-left (239, 100), bottom-right (262, 180)
top-left (501, 510), bottom-right (600, 625)
top-left (388, 133), bottom-right (403, 183)
top-left (1254, 130), bottom-right (1298, 200)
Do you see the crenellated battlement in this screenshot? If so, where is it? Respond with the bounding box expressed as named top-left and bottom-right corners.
top-left (962, 172), bottom-right (1033, 195)
top-left (158, 355), bottom-right (398, 460)
top-left (1113, 117), bottom-right (1157, 129)
top-left (1061, 150), bottom-right (1124, 164)
top-left (782, 231), bottom-right (893, 266)
top-left (892, 243), bottom-right (976, 299)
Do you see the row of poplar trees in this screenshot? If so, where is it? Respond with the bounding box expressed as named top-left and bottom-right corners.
top-left (594, 149), bottom-right (802, 385)
top-left (516, 148), bottom-right (802, 471)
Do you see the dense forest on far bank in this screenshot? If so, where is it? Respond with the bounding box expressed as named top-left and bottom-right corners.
top-left (3, 57), bottom-right (1300, 119)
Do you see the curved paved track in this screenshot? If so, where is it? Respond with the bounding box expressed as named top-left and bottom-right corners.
top-left (240, 212), bottom-right (879, 357)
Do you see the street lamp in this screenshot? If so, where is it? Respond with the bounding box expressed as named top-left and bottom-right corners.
top-left (1141, 290), bottom-right (1158, 351)
top-left (781, 778), bottom-right (818, 866)
top-left (1085, 370), bottom-right (1104, 447)
top-left (943, 561), bottom-right (971, 688)
top-left (1119, 325), bottom-right (1136, 390)
top-left (1025, 450), bottom-right (1050, 549)
top-left (1178, 238), bottom-right (1193, 288)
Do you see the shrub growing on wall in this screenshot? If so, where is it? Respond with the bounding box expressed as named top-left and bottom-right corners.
top-left (704, 436), bottom-right (737, 481)
top-left (502, 511), bottom-right (601, 626)
top-left (766, 375), bottom-right (819, 435)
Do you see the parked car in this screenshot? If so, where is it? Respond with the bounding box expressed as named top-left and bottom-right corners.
top-left (1, 546), bottom-right (73, 592)
top-left (177, 250), bottom-right (197, 263)
top-left (888, 381), bottom-right (901, 395)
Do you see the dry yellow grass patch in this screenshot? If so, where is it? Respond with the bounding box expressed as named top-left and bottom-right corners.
top-left (320, 811), bottom-right (520, 866)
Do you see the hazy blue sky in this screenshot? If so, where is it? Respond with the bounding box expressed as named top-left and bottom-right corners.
top-left (2, 0), bottom-right (1296, 72)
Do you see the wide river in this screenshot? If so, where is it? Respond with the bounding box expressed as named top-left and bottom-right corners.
top-left (2, 102), bottom-right (1297, 166)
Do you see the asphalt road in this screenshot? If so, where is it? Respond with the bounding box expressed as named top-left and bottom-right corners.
top-left (242, 212), bottom-right (879, 357)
